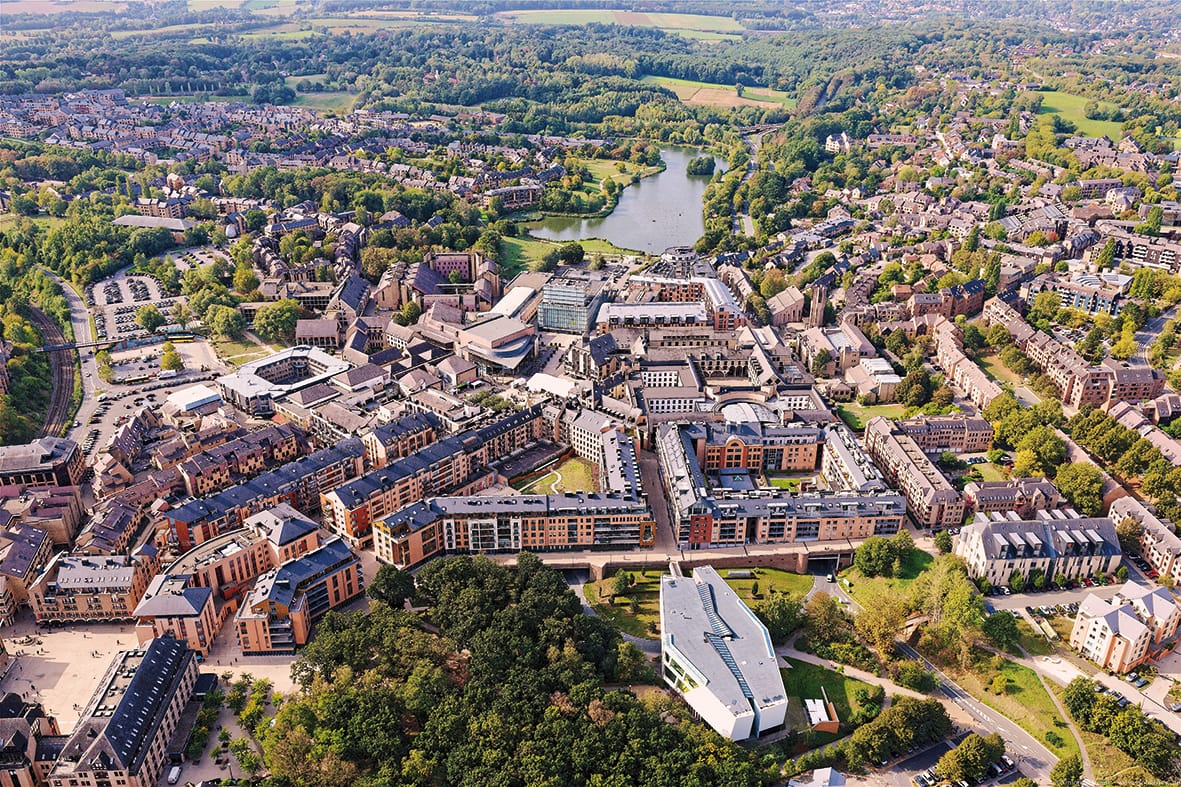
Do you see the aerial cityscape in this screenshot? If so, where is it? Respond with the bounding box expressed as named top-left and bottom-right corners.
top-left (1, 0), bottom-right (1181, 785)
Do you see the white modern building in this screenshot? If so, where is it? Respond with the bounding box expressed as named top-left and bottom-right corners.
top-left (659, 564), bottom-right (787, 740)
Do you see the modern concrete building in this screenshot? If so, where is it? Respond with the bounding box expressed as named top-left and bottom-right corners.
top-left (216, 346), bottom-right (351, 416)
top-left (48, 637), bottom-right (198, 787)
top-left (538, 270), bottom-right (609, 334)
top-left (1070, 582), bottom-right (1180, 673)
top-left (954, 510), bottom-right (1121, 587)
top-left (659, 565), bottom-right (787, 741)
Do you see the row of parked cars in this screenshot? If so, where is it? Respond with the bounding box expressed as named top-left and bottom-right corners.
top-left (1129, 552), bottom-right (1161, 580)
top-left (1025, 602), bottom-right (1079, 619)
top-left (912, 756), bottom-right (1015, 787)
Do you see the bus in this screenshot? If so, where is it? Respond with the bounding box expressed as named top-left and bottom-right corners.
top-left (158, 370), bottom-right (178, 379)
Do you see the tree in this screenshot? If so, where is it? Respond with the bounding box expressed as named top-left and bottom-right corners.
top-left (894, 661), bottom-right (936, 692)
top-left (935, 732), bottom-right (1003, 783)
top-left (234, 264), bottom-right (260, 295)
top-left (755, 593), bottom-right (804, 644)
top-left (896, 369), bottom-right (932, 407)
top-left (1016, 425), bottom-right (1066, 477)
top-left (810, 348), bottom-right (832, 377)
top-left (558, 242), bottom-right (585, 265)
top-left (611, 570), bottom-right (632, 600)
top-left (982, 611), bottom-right (1019, 651)
top-left (855, 595), bottom-right (905, 655)
top-left (934, 529), bottom-right (953, 554)
top-left (854, 536), bottom-right (896, 578)
top-left (161, 350), bottom-right (183, 371)
top-left (366, 565), bottom-right (416, 610)
top-left (804, 592), bottom-right (846, 645)
top-left (135, 304), bottom-right (164, 333)
top-left (171, 301), bottom-right (192, 330)
top-left (1008, 571), bottom-right (1026, 593)
top-left (205, 304), bottom-right (245, 338)
top-left (1050, 753), bottom-right (1083, 787)
top-left (253, 299), bottom-right (300, 342)
top-left (1056, 463), bottom-right (1105, 516)
top-left (1116, 516), bottom-right (1143, 554)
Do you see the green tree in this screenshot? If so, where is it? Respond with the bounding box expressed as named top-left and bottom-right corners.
top-left (854, 535), bottom-right (895, 578)
top-left (982, 611), bottom-right (1019, 651)
top-left (1050, 753), bottom-right (1083, 787)
top-left (558, 242), bottom-right (585, 265)
top-left (170, 301), bottom-right (192, 330)
top-left (161, 350), bottom-right (183, 371)
top-left (233, 264), bottom-right (260, 295)
top-left (854, 594), bottom-right (905, 655)
top-left (1055, 462), bottom-right (1105, 516)
top-left (934, 529), bottom-right (953, 554)
top-left (368, 564), bottom-right (415, 609)
top-left (205, 304), bottom-right (245, 338)
top-left (810, 348), bottom-right (832, 377)
top-left (755, 592), bottom-right (804, 645)
top-left (253, 299), bottom-right (300, 342)
top-left (135, 304), bottom-right (165, 333)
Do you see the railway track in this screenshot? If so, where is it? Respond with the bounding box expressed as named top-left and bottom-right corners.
top-left (26, 305), bottom-right (76, 439)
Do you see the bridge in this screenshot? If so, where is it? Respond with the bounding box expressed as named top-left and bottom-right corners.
top-left (37, 331), bottom-right (194, 354)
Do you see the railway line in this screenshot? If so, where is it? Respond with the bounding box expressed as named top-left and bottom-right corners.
top-left (26, 305), bottom-right (76, 439)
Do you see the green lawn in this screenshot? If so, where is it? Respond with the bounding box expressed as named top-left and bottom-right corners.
top-left (0, 214), bottom-right (64, 231)
top-left (585, 570), bottom-right (662, 639)
top-left (834, 402), bottom-right (907, 431)
top-left (972, 462), bottom-right (1008, 483)
top-left (640, 75), bottom-right (795, 108)
top-left (781, 657), bottom-right (877, 745)
top-left (841, 549), bottom-right (934, 607)
top-left (499, 234), bottom-right (557, 279)
top-left (519, 457), bottom-right (598, 494)
top-left (943, 650), bottom-right (1080, 762)
top-left (212, 335), bottom-right (271, 365)
top-left (496, 9), bottom-right (618, 24)
top-left (767, 476), bottom-right (802, 491)
top-left (292, 91), bottom-right (355, 114)
top-left (1014, 618), bottom-right (1054, 657)
top-left (718, 567), bottom-right (812, 604)
top-left (1037, 90), bottom-right (1125, 139)
top-left (977, 352), bottom-right (1025, 389)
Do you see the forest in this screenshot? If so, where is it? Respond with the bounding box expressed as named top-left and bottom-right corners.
top-left (256, 554), bottom-right (772, 787)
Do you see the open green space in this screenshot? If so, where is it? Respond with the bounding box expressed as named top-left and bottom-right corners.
top-left (781, 657), bottom-right (876, 745)
top-left (519, 457), bottom-right (598, 494)
top-left (976, 351), bottom-right (1022, 387)
top-left (840, 549), bottom-right (934, 607)
top-left (0, 214), bottom-right (65, 231)
top-left (640, 75), bottom-right (795, 109)
top-left (496, 9), bottom-right (618, 25)
top-left (584, 569), bottom-right (662, 639)
top-left (1037, 90), bottom-right (1126, 140)
top-left (767, 476), bottom-right (803, 490)
top-left (969, 462), bottom-right (1008, 483)
top-left (212, 335), bottom-right (271, 366)
top-left (943, 651), bottom-right (1080, 762)
top-left (834, 402), bottom-right (907, 431)
top-left (1014, 618), bottom-right (1054, 657)
top-left (719, 567), bottom-right (812, 604)
top-left (292, 91), bottom-right (355, 114)
top-left (498, 234), bottom-right (557, 279)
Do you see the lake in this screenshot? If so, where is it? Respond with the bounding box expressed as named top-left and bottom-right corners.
top-left (526, 147), bottom-right (723, 254)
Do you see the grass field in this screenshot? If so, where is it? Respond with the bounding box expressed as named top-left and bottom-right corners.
top-left (292, 91), bottom-right (355, 114)
top-left (1014, 618), bottom-right (1054, 657)
top-left (495, 9), bottom-right (746, 40)
top-left (518, 457), bottom-right (598, 494)
top-left (0, 214), bottom-right (65, 231)
top-left (585, 570), bottom-right (662, 639)
top-left (970, 462), bottom-right (1008, 483)
top-left (781, 658), bottom-right (876, 746)
top-left (640, 75), bottom-right (795, 109)
top-left (944, 652), bottom-right (1080, 762)
top-left (834, 402), bottom-right (907, 431)
top-left (975, 352), bottom-right (1025, 388)
top-left (719, 567), bottom-right (812, 604)
top-left (499, 235), bottom-right (557, 279)
top-left (212, 335), bottom-right (271, 366)
top-left (2, 0), bottom-right (126, 12)
top-left (841, 549), bottom-right (934, 607)
top-left (1047, 684), bottom-right (1139, 784)
top-left (1037, 90), bottom-right (1125, 140)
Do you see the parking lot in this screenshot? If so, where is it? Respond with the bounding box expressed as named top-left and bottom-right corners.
top-left (85, 272), bottom-right (189, 342)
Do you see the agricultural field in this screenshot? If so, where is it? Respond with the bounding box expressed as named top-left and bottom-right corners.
top-left (2, 0), bottom-right (126, 12)
top-left (1036, 90), bottom-right (1126, 139)
top-left (495, 9), bottom-right (746, 40)
top-left (641, 75), bottom-right (794, 109)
